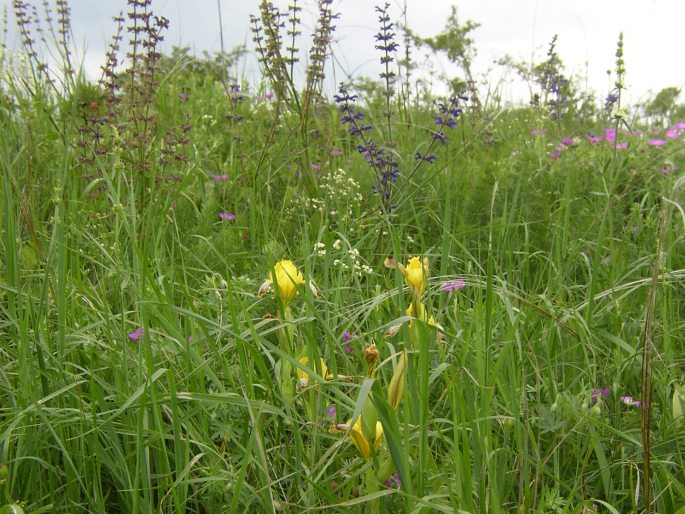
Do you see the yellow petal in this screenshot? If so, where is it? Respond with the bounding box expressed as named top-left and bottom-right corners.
top-left (403, 256), bottom-right (427, 296)
top-left (296, 356), bottom-right (331, 382)
top-left (270, 260), bottom-right (305, 306)
top-left (348, 416), bottom-right (383, 460)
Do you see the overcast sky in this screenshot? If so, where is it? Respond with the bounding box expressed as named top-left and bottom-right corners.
top-left (5, 0), bottom-right (684, 106)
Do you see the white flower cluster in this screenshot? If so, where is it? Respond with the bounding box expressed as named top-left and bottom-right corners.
top-left (314, 242), bottom-right (326, 256)
top-left (331, 243), bottom-right (373, 278)
top-left (320, 168), bottom-right (364, 212)
top-left (292, 168), bottom-right (363, 220)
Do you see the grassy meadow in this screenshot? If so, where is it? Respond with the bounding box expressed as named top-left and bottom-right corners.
top-left (1, 1), bottom-right (685, 512)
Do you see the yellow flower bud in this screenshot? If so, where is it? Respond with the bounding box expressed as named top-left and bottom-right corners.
top-left (270, 260), bottom-right (304, 307)
top-left (364, 344), bottom-right (379, 377)
top-left (387, 350), bottom-right (407, 410)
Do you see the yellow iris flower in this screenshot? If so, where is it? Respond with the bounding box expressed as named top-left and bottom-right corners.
top-left (296, 355), bottom-right (333, 387)
top-left (385, 256), bottom-right (429, 297)
top-left (406, 301), bottom-right (437, 327)
top-left (267, 259), bottom-right (305, 307)
top-left (404, 256), bottom-right (427, 296)
top-left (348, 415), bottom-right (383, 460)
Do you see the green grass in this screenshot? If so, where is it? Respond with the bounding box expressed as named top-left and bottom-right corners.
top-left (1, 7), bottom-right (685, 513)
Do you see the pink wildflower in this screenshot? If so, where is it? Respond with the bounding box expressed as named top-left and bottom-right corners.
top-left (666, 127), bottom-right (679, 139)
top-left (442, 279), bottom-right (466, 292)
top-left (219, 211), bottom-right (236, 221)
top-left (128, 328), bottom-right (144, 341)
top-left (603, 127), bottom-right (616, 143)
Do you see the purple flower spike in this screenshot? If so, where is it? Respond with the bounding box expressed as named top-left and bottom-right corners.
top-left (591, 386), bottom-right (611, 403)
top-left (128, 327), bottom-right (144, 341)
top-left (442, 279), bottom-right (466, 293)
top-left (342, 331), bottom-right (355, 353)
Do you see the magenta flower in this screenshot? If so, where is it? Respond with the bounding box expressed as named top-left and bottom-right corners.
top-left (613, 142), bottom-right (628, 150)
top-left (442, 279), bottom-right (465, 292)
top-left (219, 211), bottom-right (236, 221)
top-left (647, 139), bottom-right (667, 147)
top-left (329, 149), bottom-right (343, 156)
top-left (561, 137), bottom-right (574, 146)
top-left (673, 121), bottom-right (685, 130)
top-left (603, 127), bottom-right (616, 143)
top-left (530, 128), bottom-right (547, 136)
top-left (178, 92), bottom-right (188, 101)
top-left (212, 174), bottom-right (229, 181)
top-left (666, 127), bottom-right (679, 139)
top-left (311, 163), bottom-right (321, 170)
top-left (128, 327), bottom-right (144, 341)
top-left (587, 134), bottom-right (602, 143)
top-left (661, 165), bottom-right (674, 174)
top-left (550, 152), bottom-right (561, 160)
top-left (327, 405), bottom-right (337, 417)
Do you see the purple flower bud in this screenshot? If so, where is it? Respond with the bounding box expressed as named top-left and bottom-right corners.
top-left (591, 386), bottom-right (611, 403)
